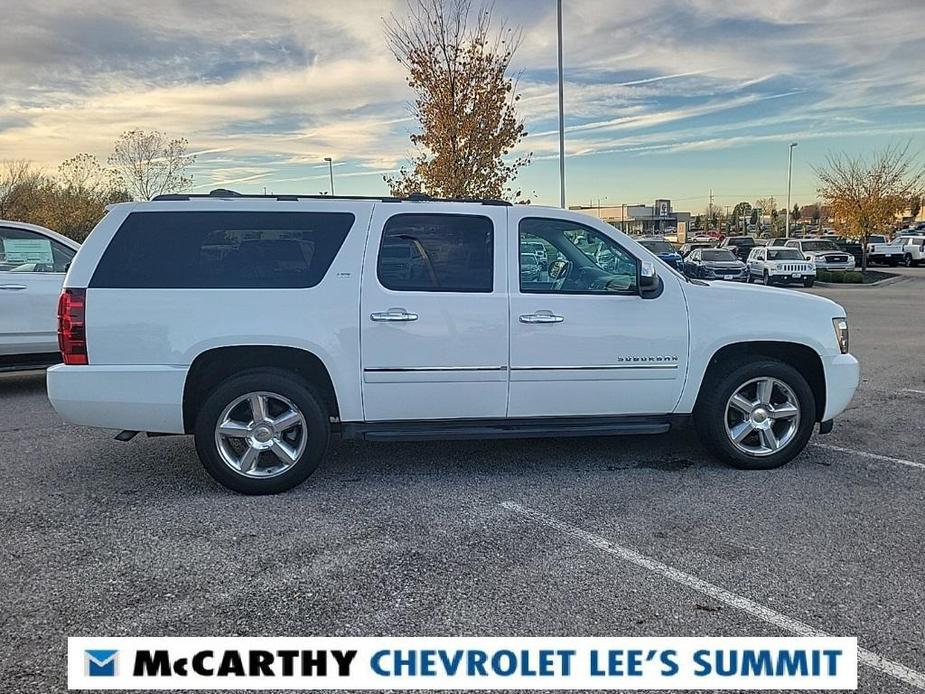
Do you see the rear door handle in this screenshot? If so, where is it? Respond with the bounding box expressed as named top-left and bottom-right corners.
top-left (520, 311), bottom-right (564, 324)
top-left (370, 308), bottom-right (419, 322)
top-left (0, 284), bottom-right (27, 291)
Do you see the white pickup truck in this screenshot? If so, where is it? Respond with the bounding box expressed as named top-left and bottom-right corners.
top-left (47, 193), bottom-right (859, 494)
top-left (868, 234), bottom-right (925, 267)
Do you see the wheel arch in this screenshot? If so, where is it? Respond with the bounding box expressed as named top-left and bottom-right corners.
top-left (182, 345), bottom-right (339, 433)
top-left (693, 341), bottom-right (826, 422)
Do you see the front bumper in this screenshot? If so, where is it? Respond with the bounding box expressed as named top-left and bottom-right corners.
top-left (47, 364), bottom-right (187, 433)
top-left (815, 260), bottom-right (855, 271)
top-left (821, 353), bottom-right (860, 421)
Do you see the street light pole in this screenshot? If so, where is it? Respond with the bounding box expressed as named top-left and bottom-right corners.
top-left (556, 0), bottom-right (566, 209)
top-left (324, 157), bottom-right (335, 196)
top-left (785, 142), bottom-right (797, 238)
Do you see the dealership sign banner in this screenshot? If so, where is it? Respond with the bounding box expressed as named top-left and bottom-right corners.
top-left (68, 636), bottom-right (857, 690)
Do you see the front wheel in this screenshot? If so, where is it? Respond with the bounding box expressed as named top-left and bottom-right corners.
top-left (694, 359), bottom-right (816, 470)
top-left (803, 277), bottom-right (815, 288)
top-left (194, 369), bottom-right (330, 494)
top-left (763, 271), bottom-right (773, 286)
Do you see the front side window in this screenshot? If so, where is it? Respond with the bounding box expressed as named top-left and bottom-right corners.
top-left (0, 227), bottom-right (74, 273)
top-left (377, 213), bottom-right (493, 292)
top-left (519, 218), bottom-right (637, 294)
top-left (90, 211), bottom-right (354, 288)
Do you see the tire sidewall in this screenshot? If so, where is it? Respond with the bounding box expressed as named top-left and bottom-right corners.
top-left (695, 359), bottom-right (816, 470)
top-left (194, 369), bottom-right (329, 494)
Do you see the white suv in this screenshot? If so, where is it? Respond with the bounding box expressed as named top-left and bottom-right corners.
top-left (746, 246), bottom-right (816, 287)
top-left (48, 193), bottom-right (859, 494)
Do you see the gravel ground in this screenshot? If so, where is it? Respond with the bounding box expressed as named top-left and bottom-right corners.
top-left (1, 268), bottom-right (923, 693)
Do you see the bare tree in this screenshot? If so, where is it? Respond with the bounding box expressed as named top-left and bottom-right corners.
top-left (108, 130), bottom-right (196, 200)
top-left (815, 142), bottom-right (925, 270)
top-left (384, 0), bottom-right (530, 200)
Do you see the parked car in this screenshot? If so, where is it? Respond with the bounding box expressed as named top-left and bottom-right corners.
top-left (784, 239), bottom-right (856, 271)
top-left (677, 241), bottom-right (715, 258)
top-left (682, 248), bottom-right (747, 282)
top-left (47, 192), bottom-right (858, 494)
top-left (520, 252), bottom-right (542, 282)
top-left (868, 235), bottom-right (925, 267)
top-left (719, 235), bottom-right (757, 261)
top-left (521, 240), bottom-right (549, 270)
top-left (637, 238), bottom-right (683, 269)
top-left (746, 247), bottom-right (816, 287)
top-left (0, 220), bottom-right (79, 368)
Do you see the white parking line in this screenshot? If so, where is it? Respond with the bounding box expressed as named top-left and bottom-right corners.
top-left (901, 388), bottom-right (925, 395)
top-left (812, 443), bottom-right (925, 471)
top-left (501, 500), bottom-right (925, 691)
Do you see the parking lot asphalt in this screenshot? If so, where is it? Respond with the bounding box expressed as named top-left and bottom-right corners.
top-left (2, 268), bottom-right (924, 693)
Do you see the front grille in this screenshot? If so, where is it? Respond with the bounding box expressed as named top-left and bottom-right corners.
top-left (776, 263), bottom-right (810, 272)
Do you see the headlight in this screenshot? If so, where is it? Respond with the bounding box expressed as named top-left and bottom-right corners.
top-left (832, 317), bottom-right (849, 354)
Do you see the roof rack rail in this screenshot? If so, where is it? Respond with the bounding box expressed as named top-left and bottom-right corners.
top-left (151, 189), bottom-right (512, 206)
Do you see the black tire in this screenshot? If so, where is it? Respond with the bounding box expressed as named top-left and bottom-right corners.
top-left (802, 277), bottom-right (814, 288)
top-left (763, 271), bottom-right (773, 286)
top-left (745, 272), bottom-right (753, 284)
top-left (194, 368), bottom-right (330, 494)
top-left (904, 254), bottom-right (913, 267)
top-left (694, 359), bottom-right (816, 470)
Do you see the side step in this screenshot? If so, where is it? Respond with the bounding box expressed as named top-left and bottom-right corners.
top-left (341, 416), bottom-right (682, 442)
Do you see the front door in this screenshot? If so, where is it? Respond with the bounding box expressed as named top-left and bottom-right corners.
top-left (507, 209), bottom-right (689, 418)
top-left (360, 205), bottom-right (509, 421)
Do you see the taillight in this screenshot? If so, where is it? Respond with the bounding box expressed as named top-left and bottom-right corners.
top-left (57, 288), bottom-right (88, 365)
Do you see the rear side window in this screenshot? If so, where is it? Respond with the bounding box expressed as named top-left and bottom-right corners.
top-left (377, 213), bottom-right (493, 292)
top-left (90, 211), bottom-right (354, 288)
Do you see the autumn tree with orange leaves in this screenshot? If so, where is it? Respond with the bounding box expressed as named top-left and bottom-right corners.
top-left (815, 143), bottom-right (925, 270)
top-left (384, 0), bottom-right (530, 201)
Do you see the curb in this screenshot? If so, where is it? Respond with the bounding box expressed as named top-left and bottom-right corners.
top-left (814, 275), bottom-right (907, 289)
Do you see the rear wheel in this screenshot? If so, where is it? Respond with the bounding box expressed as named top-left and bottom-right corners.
top-left (694, 359), bottom-right (815, 470)
top-left (194, 369), bottom-right (330, 494)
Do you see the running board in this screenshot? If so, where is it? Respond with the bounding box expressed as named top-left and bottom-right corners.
top-left (341, 415), bottom-right (684, 442)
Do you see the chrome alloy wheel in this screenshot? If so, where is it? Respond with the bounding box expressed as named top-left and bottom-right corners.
top-left (214, 391), bottom-right (307, 478)
top-left (724, 377), bottom-right (800, 457)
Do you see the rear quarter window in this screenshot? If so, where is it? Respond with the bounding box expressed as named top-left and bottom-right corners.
top-left (89, 211), bottom-right (355, 289)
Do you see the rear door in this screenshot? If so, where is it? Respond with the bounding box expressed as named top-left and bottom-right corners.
top-left (360, 204), bottom-right (509, 421)
top-left (0, 226), bottom-right (75, 356)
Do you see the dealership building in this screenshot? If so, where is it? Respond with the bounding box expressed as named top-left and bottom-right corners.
top-left (569, 200), bottom-right (693, 235)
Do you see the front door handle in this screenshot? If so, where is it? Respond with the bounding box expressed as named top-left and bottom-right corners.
top-left (0, 284), bottom-right (27, 291)
top-left (520, 311), bottom-right (564, 324)
top-left (371, 308), bottom-right (419, 322)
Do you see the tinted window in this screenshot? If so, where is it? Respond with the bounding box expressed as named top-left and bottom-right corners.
top-left (728, 237), bottom-right (755, 247)
top-left (702, 249), bottom-right (737, 261)
top-left (377, 214), bottom-right (493, 292)
top-left (0, 227), bottom-right (75, 273)
top-left (639, 240), bottom-right (675, 254)
top-left (90, 211), bottom-right (354, 289)
top-left (767, 249), bottom-right (804, 260)
top-left (802, 240), bottom-right (839, 251)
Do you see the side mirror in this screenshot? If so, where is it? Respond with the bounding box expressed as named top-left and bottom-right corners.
top-left (639, 260), bottom-right (662, 298)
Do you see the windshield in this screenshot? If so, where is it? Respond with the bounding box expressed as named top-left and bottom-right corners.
top-left (701, 249), bottom-right (737, 261)
top-left (727, 237), bottom-right (755, 246)
top-left (639, 240), bottom-right (675, 254)
top-left (802, 240), bottom-right (839, 251)
top-left (767, 249), bottom-right (804, 260)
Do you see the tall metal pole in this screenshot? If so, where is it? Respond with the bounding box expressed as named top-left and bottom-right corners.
top-left (556, 0), bottom-right (566, 209)
top-left (785, 142), bottom-right (797, 238)
top-left (324, 157), bottom-right (335, 196)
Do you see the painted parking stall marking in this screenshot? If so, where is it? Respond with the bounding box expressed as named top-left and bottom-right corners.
top-left (812, 443), bottom-right (925, 471)
top-left (501, 501), bottom-right (925, 691)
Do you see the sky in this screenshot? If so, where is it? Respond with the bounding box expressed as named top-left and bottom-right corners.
top-left (2, 0), bottom-right (925, 212)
